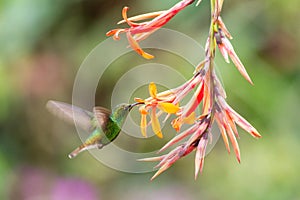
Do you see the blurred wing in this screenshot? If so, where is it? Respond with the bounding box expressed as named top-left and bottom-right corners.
top-left (93, 107), bottom-right (111, 131)
top-left (46, 100), bottom-right (94, 132)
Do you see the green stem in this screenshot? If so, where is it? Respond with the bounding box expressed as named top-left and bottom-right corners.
top-left (208, 0), bottom-right (217, 121)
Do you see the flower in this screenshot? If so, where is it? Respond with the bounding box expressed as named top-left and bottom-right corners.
top-left (135, 67), bottom-right (208, 138)
top-left (106, 0), bottom-right (195, 59)
top-left (139, 143), bottom-right (197, 181)
top-left (215, 95), bottom-right (262, 162)
top-left (171, 79), bottom-right (205, 131)
top-left (135, 82), bottom-right (180, 138)
top-left (136, 57), bottom-right (261, 180)
top-left (139, 113), bottom-right (211, 180)
top-left (106, 0), bottom-right (262, 181)
top-left (214, 18), bottom-right (253, 84)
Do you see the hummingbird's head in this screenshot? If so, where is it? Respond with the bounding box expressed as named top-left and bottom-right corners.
top-left (111, 103), bottom-right (131, 127)
top-left (112, 102), bottom-right (142, 127)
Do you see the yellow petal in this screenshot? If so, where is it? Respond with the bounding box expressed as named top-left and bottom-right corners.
top-left (126, 32), bottom-right (154, 60)
top-left (171, 117), bottom-right (182, 132)
top-left (183, 112), bottom-right (196, 124)
top-left (139, 106), bottom-right (148, 137)
top-left (140, 50), bottom-right (155, 60)
top-left (140, 114), bottom-right (147, 137)
top-left (158, 102), bottom-right (179, 114)
top-left (139, 106), bottom-right (148, 114)
top-left (151, 108), bottom-right (163, 138)
top-left (149, 82), bottom-right (157, 98)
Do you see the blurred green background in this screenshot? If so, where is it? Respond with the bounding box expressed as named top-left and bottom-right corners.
top-left (0, 0), bottom-right (300, 199)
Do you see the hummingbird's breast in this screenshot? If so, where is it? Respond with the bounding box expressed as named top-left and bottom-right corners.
top-left (99, 118), bottom-right (121, 145)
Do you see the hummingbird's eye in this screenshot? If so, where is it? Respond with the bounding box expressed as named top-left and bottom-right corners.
top-left (125, 105), bottom-right (131, 110)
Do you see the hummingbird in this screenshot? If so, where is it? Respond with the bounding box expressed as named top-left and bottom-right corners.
top-left (46, 100), bottom-right (140, 158)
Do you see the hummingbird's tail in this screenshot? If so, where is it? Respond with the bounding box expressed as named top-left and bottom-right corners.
top-left (68, 143), bottom-right (100, 159)
top-left (68, 145), bottom-right (84, 159)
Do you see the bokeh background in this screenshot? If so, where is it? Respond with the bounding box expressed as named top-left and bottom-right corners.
top-left (1, 0), bottom-right (300, 199)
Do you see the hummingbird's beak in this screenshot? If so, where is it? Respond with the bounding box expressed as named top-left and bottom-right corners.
top-left (126, 102), bottom-right (143, 111)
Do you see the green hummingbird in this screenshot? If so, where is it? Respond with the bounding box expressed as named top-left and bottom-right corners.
top-left (46, 100), bottom-right (139, 158)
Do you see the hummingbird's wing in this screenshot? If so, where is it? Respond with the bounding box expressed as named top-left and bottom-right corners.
top-left (46, 100), bottom-right (95, 132)
top-left (93, 107), bottom-right (111, 131)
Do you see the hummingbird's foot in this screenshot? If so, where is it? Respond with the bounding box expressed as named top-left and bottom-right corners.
top-left (97, 144), bottom-right (104, 149)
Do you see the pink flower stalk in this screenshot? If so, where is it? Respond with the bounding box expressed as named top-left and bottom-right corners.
top-left (108, 0), bottom-right (261, 180)
top-left (106, 0), bottom-right (195, 59)
top-left (138, 63), bottom-right (261, 179)
top-left (139, 142), bottom-right (199, 181)
top-left (214, 94), bottom-right (262, 163)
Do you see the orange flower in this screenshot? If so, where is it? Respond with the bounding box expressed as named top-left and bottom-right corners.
top-left (135, 66), bottom-right (207, 138)
top-left (135, 82), bottom-right (180, 138)
top-left (106, 0), bottom-right (195, 59)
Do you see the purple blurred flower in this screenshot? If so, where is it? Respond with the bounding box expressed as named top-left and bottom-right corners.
top-left (9, 166), bottom-right (100, 200)
top-left (51, 178), bottom-right (99, 200)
